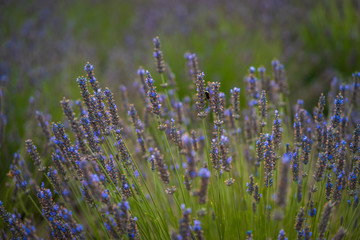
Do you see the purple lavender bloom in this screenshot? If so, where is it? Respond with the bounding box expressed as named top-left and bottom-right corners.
top-left (198, 168), bottom-right (210, 178)
top-left (193, 220), bottom-right (201, 231)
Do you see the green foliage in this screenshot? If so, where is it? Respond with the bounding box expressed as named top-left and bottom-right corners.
top-left (301, 0), bottom-right (360, 76)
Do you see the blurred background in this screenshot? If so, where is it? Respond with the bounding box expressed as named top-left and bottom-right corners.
top-left (0, 0), bottom-right (359, 189)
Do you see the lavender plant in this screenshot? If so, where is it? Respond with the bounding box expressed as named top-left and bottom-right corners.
top-left (1, 37), bottom-right (360, 240)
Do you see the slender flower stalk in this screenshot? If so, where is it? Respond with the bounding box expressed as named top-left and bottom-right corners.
top-left (272, 110), bottom-right (282, 149)
top-left (209, 82), bottom-right (222, 118)
top-left (77, 77), bottom-right (99, 133)
top-left (231, 87), bottom-right (241, 119)
top-left (301, 136), bottom-right (312, 165)
top-left (84, 62), bottom-right (100, 93)
top-left (253, 184), bottom-right (261, 203)
top-left (291, 147), bottom-right (299, 181)
top-left (193, 220), bottom-right (204, 240)
top-left (185, 53), bottom-right (200, 84)
top-left (277, 153), bottom-right (291, 207)
top-left (35, 111), bottom-right (51, 142)
top-left (293, 113), bottom-right (302, 145)
top-left (80, 116), bottom-right (100, 153)
top-left (314, 153), bottom-right (326, 182)
top-left (294, 207), bottom-right (305, 233)
top-left (145, 71), bottom-right (161, 115)
top-left (25, 139), bottom-right (45, 171)
top-left (333, 227), bottom-right (346, 240)
top-left (246, 175), bottom-right (255, 195)
top-left (351, 72), bottom-right (360, 106)
top-left (318, 202), bottom-right (333, 240)
top-left (178, 204), bottom-right (191, 240)
top-left (198, 165), bottom-right (210, 204)
top-left (259, 90), bottom-right (267, 129)
top-left (195, 72), bottom-right (207, 118)
top-left (153, 36), bottom-right (165, 74)
top-left (331, 93), bottom-right (344, 129)
top-left (128, 104), bottom-right (146, 154)
top-left (246, 66), bottom-right (259, 100)
top-left (210, 138), bottom-right (220, 170)
top-left (61, 98), bottom-right (88, 154)
top-left (152, 148), bottom-right (170, 184)
top-left (104, 87), bottom-right (123, 130)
